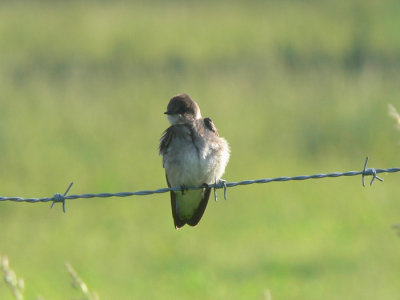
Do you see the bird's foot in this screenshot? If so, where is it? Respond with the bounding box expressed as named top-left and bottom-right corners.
top-left (221, 179), bottom-right (228, 200)
top-left (201, 183), bottom-right (210, 189)
top-left (217, 179), bottom-right (227, 187)
top-left (180, 184), bottom-right (188, 195)
top-left (213, 180), bottom-right (219, 202)
top-left (215, 179), bottom-right (227, 201)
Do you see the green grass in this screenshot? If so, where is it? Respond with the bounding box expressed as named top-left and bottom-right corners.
top-left (0, 1), bottom-right (400, 299)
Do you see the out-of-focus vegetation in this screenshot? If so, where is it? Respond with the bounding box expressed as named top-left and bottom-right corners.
top-left (0, 1), bottom-right (399, 299)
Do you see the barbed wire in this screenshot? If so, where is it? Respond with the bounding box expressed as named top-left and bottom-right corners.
top-left (0, 157), bottom-right (399, 213)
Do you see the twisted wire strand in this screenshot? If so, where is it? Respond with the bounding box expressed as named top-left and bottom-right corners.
top-left (0, 158), bottom-right (399, 212)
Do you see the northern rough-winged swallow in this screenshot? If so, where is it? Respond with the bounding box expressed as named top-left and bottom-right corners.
top-left (159, 94), bottom-right (230, 228)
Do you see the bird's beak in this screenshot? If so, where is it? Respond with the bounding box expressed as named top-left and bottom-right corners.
top-left (164, 111), bottom-right (173, 115)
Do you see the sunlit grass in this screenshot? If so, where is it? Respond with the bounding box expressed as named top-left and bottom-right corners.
top-left (0, 1), bottom-right (400, 299)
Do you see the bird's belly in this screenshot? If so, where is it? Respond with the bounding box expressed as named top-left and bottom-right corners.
top-left (200, 148), bottom-right (226, 184)
top-left (165, 143), bottom-right (204, 187)
top-left (164, 136), bottom-right (229, 188)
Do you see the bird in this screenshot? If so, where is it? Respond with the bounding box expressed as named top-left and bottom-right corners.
top-left (159, 94), bottom-right (230, 228)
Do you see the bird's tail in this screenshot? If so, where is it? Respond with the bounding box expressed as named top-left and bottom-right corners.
top-left (171, 187), bottom-right (211, 229)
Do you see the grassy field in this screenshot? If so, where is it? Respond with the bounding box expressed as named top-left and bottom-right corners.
top-left (1, 1), bottom-right (400, 299)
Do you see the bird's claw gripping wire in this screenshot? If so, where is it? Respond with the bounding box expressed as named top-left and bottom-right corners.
top-left (180, 185), bottom-right (188, 195)
top-left (362, 157), bottom-right (384, 187)
top-left (51, 182), bottom-right (73, 213)
top-left (213, 179), bottom-right (227, 202)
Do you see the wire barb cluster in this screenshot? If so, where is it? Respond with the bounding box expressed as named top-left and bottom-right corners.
top-left (0, 157), bottom-right (399, 213)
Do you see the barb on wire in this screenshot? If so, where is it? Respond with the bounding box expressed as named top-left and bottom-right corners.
top-left (0, 157), bottom-right (399, 212)
top-left (50, 182), bottom-right (73, 213)
top-left (362, 157), bottom-right (384, 187)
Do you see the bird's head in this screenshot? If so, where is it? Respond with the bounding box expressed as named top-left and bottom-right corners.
top-left (164, 94), bottom-right (202, 125)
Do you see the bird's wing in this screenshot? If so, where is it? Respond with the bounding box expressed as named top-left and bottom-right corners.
top-left (159, 126), bottom-right (175, 168)
top-left (186, 187), bottom-right (211, 227)
top-left (166, 175), bottom-right (186, 229)
top-left (159, 126), bottom-right (174, 156)
top-left (203, 117), bottom-right (219, 136)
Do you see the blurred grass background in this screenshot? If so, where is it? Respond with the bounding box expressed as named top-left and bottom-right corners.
top-left (0, 1), bottom-right (400, 299)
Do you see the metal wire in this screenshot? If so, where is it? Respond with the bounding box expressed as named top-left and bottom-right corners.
top-left (0, 157), bottom-right (399, 212)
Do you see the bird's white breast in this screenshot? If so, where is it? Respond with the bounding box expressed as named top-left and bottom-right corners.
top-left (163, 126), bottom-right (230, 187)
